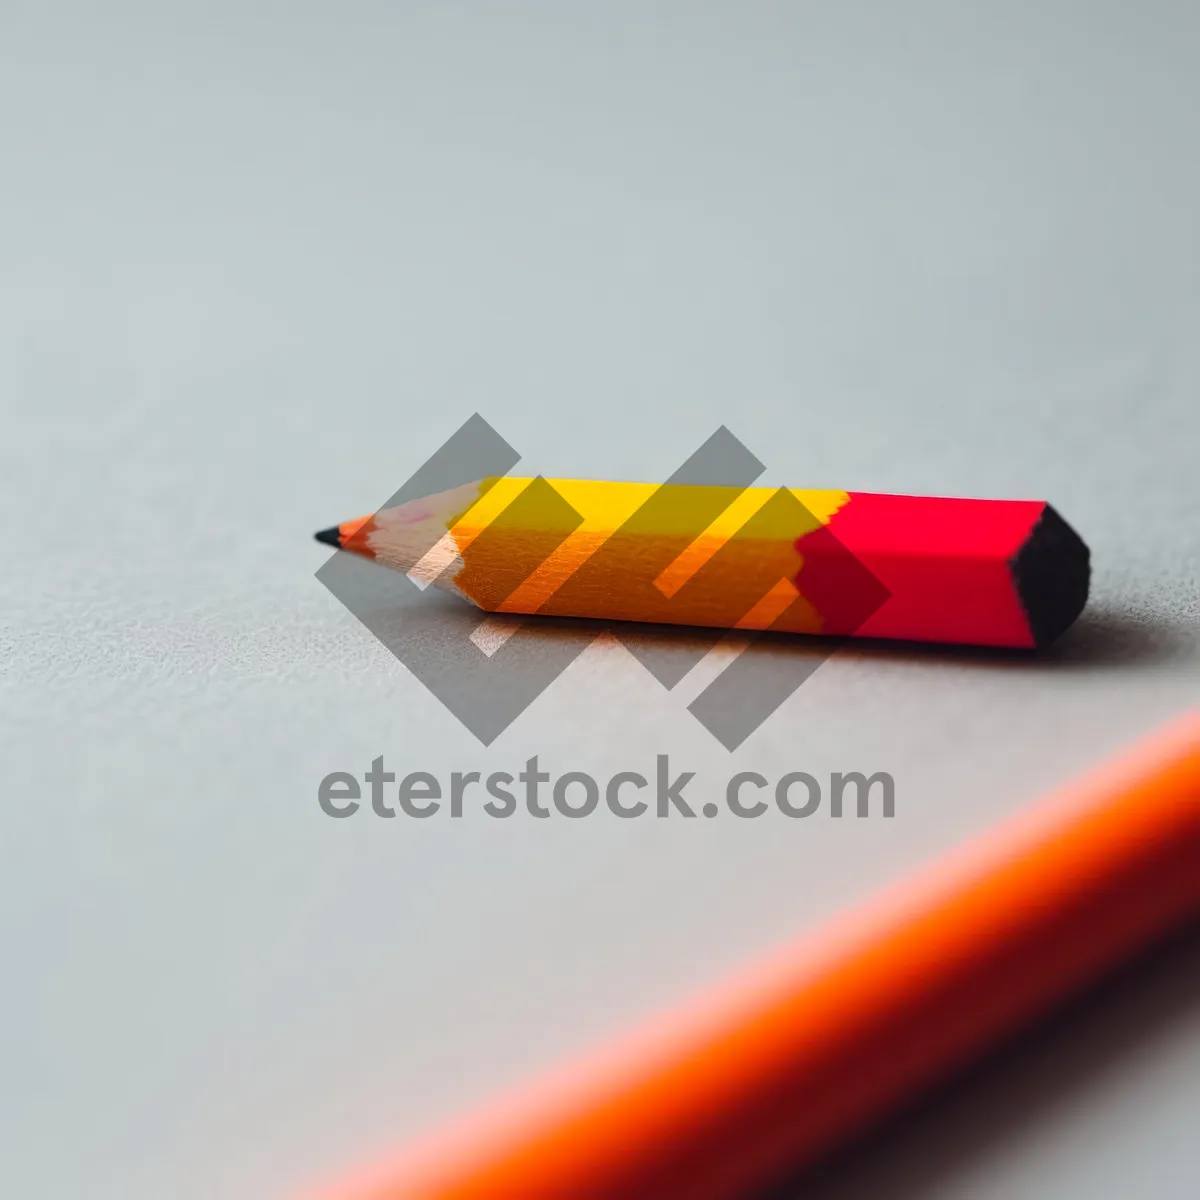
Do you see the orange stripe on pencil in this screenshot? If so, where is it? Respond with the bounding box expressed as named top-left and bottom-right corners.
top-left (312, 711), bottom-right (1200, 1199)
top-left (316, 479), bottom-right (1091, 648)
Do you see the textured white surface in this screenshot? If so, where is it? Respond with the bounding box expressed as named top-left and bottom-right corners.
top-left (2, 3), bottom-right (1199, 1197)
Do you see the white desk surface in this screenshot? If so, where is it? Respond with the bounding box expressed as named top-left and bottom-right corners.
top-left (3, 3), bottom-right (1198, 1196)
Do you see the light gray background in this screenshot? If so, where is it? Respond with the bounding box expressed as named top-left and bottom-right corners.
top-left (2, 2), bottom-right (1198, 1197)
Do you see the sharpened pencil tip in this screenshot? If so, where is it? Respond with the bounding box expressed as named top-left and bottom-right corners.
top-left (314, 525), bottom-right (342, 548)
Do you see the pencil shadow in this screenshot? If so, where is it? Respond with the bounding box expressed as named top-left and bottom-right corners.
top-left (828, 601), bottom-right (1196, 672)
top-left (323, 554), bottom-right (1192, 676)
top-left (1036, 602), bottom-right (1198, 668)
top-left (756, 920), bottom-right (1200, 1199)
top-left (529, 600), bottom-right (1194, 674)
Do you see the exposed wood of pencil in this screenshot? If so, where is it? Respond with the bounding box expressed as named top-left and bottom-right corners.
top-left (316, 711), bottom-right (1200, 1199)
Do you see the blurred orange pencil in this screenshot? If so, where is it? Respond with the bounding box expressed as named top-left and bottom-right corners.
top-left (315, 712), bottom-right (1200, 1199)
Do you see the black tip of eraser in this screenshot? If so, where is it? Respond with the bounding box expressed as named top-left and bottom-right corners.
top-left (1011, 505), bottom-right (1091, 648)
